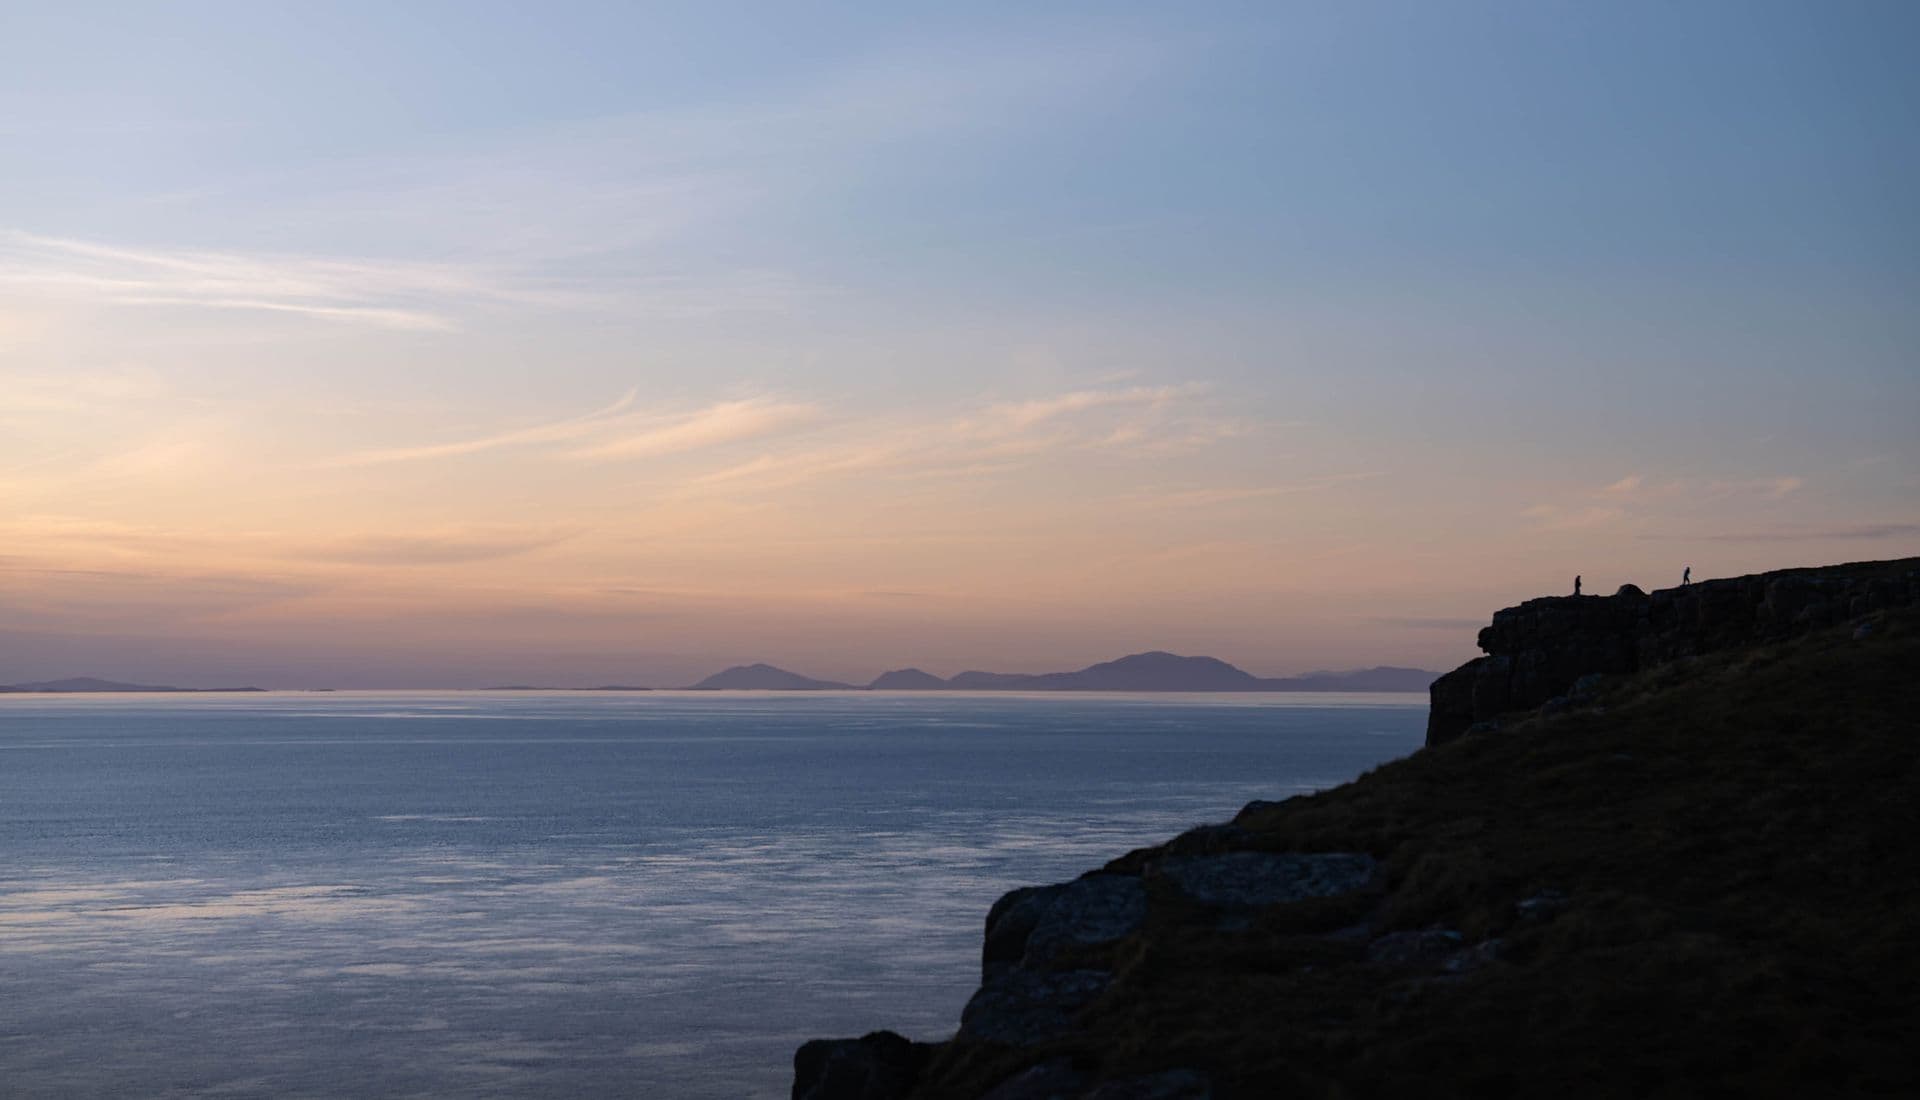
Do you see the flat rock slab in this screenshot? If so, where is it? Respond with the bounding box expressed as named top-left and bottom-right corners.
top-left (985, 875), bottom-right (1147, 977)
top-left (960, 969), bottom-right (1112, 1046)
top-left (1024, 875), bottom-right (1148, 965)
top-left (1153, 851), bottom-right (1377, 908)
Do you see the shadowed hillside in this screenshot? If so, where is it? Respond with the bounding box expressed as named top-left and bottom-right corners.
top-left (795, 559), bottom-right (1920, 1099)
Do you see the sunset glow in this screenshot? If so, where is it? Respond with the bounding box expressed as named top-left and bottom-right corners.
top-left (4, 2), bottom-right (1915, 686)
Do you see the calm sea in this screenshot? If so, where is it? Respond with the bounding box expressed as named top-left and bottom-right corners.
top-left (0, 690), bottom-right (1423, 1098)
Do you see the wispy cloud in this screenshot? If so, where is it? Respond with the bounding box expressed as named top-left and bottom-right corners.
top-left (688, 383), bottom-right (1233, 495)
top-left (1590, 473), bottom-right (1804, 502)
top-left (569, 399), bottom-right (818, 460)
top-left (322, 392), bottom-right (816, 468)
top-left (5, 34), bottom-right (1174, 337)
top-left (321, 390), bottom-right (640, 467)
top-left (966, 384), bottom-right (1203, 435)
top-left (1526, 472), bottom-right (1809, 532)
top-left (0, 227), bottom-right (822, 332)
top-left (0, 231), bottom-right (508, 331)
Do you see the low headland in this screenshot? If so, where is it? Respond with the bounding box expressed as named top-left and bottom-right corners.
top-left (795, 557), bottom-right (1920, 1099)
top-left (0, 677), bottom-right (265, 694)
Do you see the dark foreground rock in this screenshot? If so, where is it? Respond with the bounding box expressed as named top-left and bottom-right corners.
top-left (795, 560), bottom-right (1920, 1099)
top-left (794, 1031), bottom-right (933, 1100)
top-left (960, 970), bottom-right (1114, 1046)
top-left (985, 874), bottom-right (1147, 977)
top-left (1151, 851), bottom-right (1375, 909)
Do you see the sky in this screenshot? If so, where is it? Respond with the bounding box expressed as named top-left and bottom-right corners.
top-left (2, 1), bottom-right (1916, 687)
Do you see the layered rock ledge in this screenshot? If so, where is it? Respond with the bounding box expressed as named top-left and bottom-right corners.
top-left (1425, 558), bottom-right (1920, 746)
top-left (794, 558), bottom-right (1920, 1099)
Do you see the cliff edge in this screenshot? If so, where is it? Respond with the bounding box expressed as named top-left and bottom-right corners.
top-left (1427, 557), bottom-right (1920, 746)
top-left (795, 558), bottom-right (1920, 1099)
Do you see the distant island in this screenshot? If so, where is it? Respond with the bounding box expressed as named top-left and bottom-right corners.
top-left (482, 685), bottom-right (655, 692)
top-left (1, 657), bottom-right (1433, 695)
top-left (687, 664), bottom-right (857, 691)
top-left (0, 677), bottom-right (266, 694)
top-left (686, 652), bottom-right (1435, 692)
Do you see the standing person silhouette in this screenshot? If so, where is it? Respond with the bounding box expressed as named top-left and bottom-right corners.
top-left (1574, 575), bottom-right (1582, 596)
top-left (1683, 566), bottom-right (1691, 586)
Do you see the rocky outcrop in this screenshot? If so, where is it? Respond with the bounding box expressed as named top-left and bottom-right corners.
top-left (983, 875), bottom-right (1147, 979)
top-left (792, 564), bottom-right (1920, 1098)
top-left (800, 844), bottom-right (1376, 1097)
top-left (960, 873), bottom-right (1150, 1049)
top-left (794, 1032), bottom-right (933, 1100)
top-left (1426, 558), bottom-right (1920, 746)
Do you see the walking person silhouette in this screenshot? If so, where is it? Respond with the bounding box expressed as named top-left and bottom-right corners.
top-left (1574, 575), bottom-right (1582, 596)
top-left (1683, 566), bottom-right (1691, 586)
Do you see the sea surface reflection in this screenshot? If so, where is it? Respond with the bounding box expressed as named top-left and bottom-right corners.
top-left (0, 691), bottom-right (1423, 1098)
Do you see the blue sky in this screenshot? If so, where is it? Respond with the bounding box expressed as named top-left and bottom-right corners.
top-left (1, 2), bottom-right (1915, 685)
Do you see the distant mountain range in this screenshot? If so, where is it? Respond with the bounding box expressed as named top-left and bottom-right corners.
top-left (0, 677), bottom-right (265, 694)
top-left (868, 667), bottom-right (949, 690)
top-left (0, 657), bottom-right (1435, 695)
top-left (686, 652), bottom-right (1435, 692)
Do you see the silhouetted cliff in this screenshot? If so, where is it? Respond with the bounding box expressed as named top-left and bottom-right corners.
top-left (1427, 557), bottom-right (1920, 745)
top-left (794, 558), bottom-right (1920, 1099)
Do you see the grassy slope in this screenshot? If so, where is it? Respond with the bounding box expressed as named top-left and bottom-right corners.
top-left (915, 608), bottom-right (1920, 1098)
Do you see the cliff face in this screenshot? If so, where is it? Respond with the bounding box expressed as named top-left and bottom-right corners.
top-left (1426, 558), bottom-right (1920, 746)
top-left (794, 558), bottom-right (1920, 1100)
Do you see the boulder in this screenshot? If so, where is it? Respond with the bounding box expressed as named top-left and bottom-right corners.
top-left (793, 1030), bottom-right (930, 1100)
top-left (984, 886), bottom-right (1063, 978)
top-left (984, 875), bottom-right (1147, 979)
